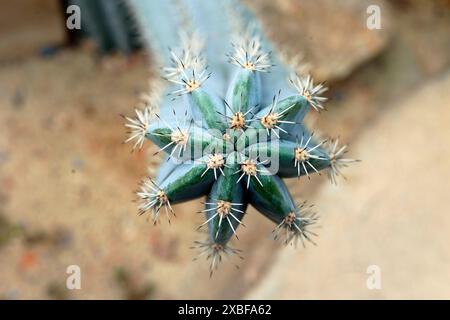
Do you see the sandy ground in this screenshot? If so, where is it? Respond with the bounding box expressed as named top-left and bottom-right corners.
top-left (0, 0), bottom-right (450, 299)
top-left (248, 71), bottom-right (450, 299)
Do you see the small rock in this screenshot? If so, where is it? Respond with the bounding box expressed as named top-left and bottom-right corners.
top-left (246, 0), bottom-right (391, 81)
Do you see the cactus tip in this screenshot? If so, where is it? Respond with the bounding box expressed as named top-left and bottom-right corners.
top-left (289, 74), bottom-right (328, 112)
top-left (326, 138), bottom-right (359, 185)
top-left (273, 201), bottom-right (319, 248)
top-left (123, 107), bottom-right (153, 150)
top-left (136, 178), bottom-right (174, 224)
top-left (192, 239), bottom-right (243, 276)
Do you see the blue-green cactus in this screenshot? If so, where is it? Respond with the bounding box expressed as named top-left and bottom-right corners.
top-left (66, 0), bottom-right (141, 54)
top-left (124, 0), bottom-right (357, 276)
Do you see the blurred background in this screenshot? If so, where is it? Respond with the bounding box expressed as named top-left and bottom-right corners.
top-left (1, 0), bottom-right (450, 299)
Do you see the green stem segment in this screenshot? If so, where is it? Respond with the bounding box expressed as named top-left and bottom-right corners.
top-left (205, 153), bottom-right (246, 244)
top-left (247, 171), bottom-right (295, 224)
top-left (161, 160), bottom-right (215, 204)
top-left (227, 69), bottom-right (261, 116)
top-left (236, 95), bottom-right (309, 150)
top-left (189, 89), bottom-right (227, 132)
top-left (247, 140), bottom-right (330, 178)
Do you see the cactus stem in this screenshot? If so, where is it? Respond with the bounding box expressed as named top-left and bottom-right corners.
top-left (124, 1), bottom-right (356, 269)
top-left (124, 107), bottom-right (152, 150)
top-left (289, 74), bottom-right (328, 112)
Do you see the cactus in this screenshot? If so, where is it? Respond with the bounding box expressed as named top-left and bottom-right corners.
top-left (123, 0), bottom-right (357, 276)
top-left (65, 0), bottom-right (141, 54)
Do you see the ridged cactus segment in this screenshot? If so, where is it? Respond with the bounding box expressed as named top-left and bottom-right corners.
top-left (248, 174), bottom-right (318, 246)
top-left (248, 136), bottom-right (330, 178)
top-left (188, 89), bottom-right (227, 131)
top-left (148, 124), bottom-right (189, 159)
top-left (203, 156), bottom-right (246, 243)
top-left (247, 172), bottom-right (296, 223)
top-left (148, 122), bottom-right (231, 161)
top-left (236, 93), bottom-right (309, 150)
top-left (254, 95), bottom-right (309, 133)
top-left (194, 154), bottom-right (246, 277)
top-left (226, 69), bottom-right (261, 117)
top-left (137, 160), bottom-right (216, 224)
top-left (162, 161), bottom-right (215, 202)
top-left (125, 20), bottom-right (357, 274)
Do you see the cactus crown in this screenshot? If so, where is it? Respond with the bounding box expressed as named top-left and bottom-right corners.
top-left (125, 26), bottom-right (357, 276)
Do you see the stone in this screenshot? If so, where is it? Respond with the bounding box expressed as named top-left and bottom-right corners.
top-left (246, 0), bottom-right (391, 81)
